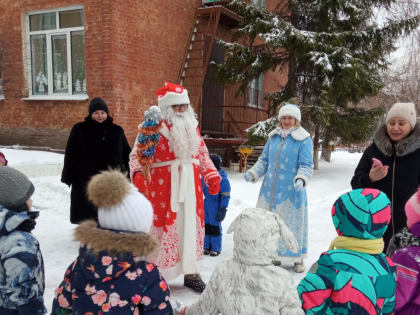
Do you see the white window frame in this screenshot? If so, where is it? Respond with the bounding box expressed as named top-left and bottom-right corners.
top-left (248, 73), bottom-right (264, 108)
top-left (24, 6), bottom-right (88, 101)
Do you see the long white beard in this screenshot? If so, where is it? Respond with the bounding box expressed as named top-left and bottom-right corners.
top-left (162, 106), bottom-right (200, 161)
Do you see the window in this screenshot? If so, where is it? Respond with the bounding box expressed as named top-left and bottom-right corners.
top-left (26, 7), bottom-right (86, 98)
top-left (248, 74), bottom-right (264, 108)
top-left (252, 0), bottom-right (266, 9)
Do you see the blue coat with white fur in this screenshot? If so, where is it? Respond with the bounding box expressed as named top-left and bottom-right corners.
top-left (247, 127), bottom-right (313, 261)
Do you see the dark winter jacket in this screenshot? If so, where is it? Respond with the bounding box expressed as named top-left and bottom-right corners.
top-left (61, 116), bottom-right (131, 223)
top-left (387, 222), bottom-right (420, 314)
top-left (52, 220), bottom-right (173, 314)
top-left (351, 124), bottom-right (420, 248)
top-left (0, 206), bottom-right (46, 315)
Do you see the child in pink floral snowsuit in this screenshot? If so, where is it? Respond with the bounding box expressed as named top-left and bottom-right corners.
top-left (52, 170), bottom-right (172, 314)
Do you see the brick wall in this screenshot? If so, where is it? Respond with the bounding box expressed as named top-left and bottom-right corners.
top-left (0, 0), bottom-right (200, 148)
top-left (0, 0), bottom-right (287, 149)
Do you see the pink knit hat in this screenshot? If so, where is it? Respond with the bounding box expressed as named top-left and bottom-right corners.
top-left (405, 188), bottom-right (420, 229)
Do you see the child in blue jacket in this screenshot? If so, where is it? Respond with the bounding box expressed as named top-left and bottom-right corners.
top-left (0, 166), bottom-right (46, 315)
top-left (202, 154), bottom-right (231, 256)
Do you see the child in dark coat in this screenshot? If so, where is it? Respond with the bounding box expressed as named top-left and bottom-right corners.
top-left (387, 188), bottom-right (420, 314)
top-left (0, 166), bottom-right (46, 314)
top-left (202, 154), bottom-right (231, 256)
top-left (52, 170), bottom-right (173, 314)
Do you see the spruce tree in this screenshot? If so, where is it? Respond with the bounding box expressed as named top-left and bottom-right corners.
top-left (213, 0), bottom-right (420, 168)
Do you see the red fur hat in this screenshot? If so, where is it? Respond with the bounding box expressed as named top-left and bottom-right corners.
top-left (156, 82), bottom-right (190, 108)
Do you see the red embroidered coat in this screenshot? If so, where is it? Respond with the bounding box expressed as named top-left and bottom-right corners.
top-left (129, 121), bottom-right (219, 280)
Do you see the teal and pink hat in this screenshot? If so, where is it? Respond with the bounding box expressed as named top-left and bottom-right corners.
top-left (405, 188), bottom-right (420, 229)
top-left (332, 188), bottom-right (391, 239)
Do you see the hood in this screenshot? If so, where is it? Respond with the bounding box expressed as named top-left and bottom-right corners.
top-left (75, 220), bottom-right (159, 281)
top-left (332, 189), bottom-right (391, 239)
top-left (75, 220), bottom-right (158, 256)
top-left (0, 205), bottom-right (31, 236)
top-left (227, 207), bottom-right (298, 265)
top-left (373, 123), bottom-right (420, 157)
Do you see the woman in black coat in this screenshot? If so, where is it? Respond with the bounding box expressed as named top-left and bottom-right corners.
top-left (351, 102), bottom-right (420, 249)
top-left (61, 97), bottom-right (131, 223)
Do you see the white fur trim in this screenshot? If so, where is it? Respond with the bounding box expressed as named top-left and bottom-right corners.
top-left (293, 174), bottom-right (310, 187)
top-left (291, 127), bottom-right (310, 141)
top-left (386, 102), bottom-right (417, 128)
top-left (158, 90), bottom-right (190, 108)
top-left (278, 104), bottom-right (301, 122)
top-left (248, 169), bottom-right (259, 183)
top-left (269, 127), bottom-right (310, 141)
top-left (160, 122), bottom-right (170, 140)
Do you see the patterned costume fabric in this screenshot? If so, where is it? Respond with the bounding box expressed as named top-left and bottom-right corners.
top-left (247, 126), bottom-right (313, 262)
top-left (387, 222), bottom-right (420, 314)
top-left (298, 189), bottom-right (397, 314)
top-left (0, 206), bottom-right (46, 314)
top-left (52, 221), bottom-right (172, 314)
top-left (202, 168), bottom-right (231, 253)
top-left (129, 121), bottom-right (219, 280)
top-left (185, 207), bottom-right (304, 315)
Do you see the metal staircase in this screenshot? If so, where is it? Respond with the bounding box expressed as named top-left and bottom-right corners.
top-left (177, 5), bottom-right (240, 117)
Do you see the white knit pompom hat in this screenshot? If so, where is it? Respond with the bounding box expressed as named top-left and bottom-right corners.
top-left (87, 170), bottom-right (153, 233)
top-left (278, 103), bottom-right (301, 122)
top-left (386, 102), bottom-right (417, 128)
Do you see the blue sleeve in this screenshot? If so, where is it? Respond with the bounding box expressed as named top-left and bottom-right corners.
top-left (219, 176), bottom-right (231, 209)
top-left (295, 137), bottom-right (313, 185)
top-left (248, 139), bottom-right (271, 180)
top-left (1, 233), bottom-right (46, 313)
top-left (201, 178), bottom-right (209, 197)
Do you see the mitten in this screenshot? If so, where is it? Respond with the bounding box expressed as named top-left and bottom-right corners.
top-left (208, 177), bottom-right (220, 195)
top-left (133, 172), bottom-right (147, 193)
top-left (216, 207), bottom-right (227, 222)
top-left (294, 178), bottom-right (304, 190)
top-left (244, 171), bottom-right (255, 183)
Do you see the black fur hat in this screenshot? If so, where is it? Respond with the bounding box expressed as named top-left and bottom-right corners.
top-left (89, 97), bottom-right (109, 115)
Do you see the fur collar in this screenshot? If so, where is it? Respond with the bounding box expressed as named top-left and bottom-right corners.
top-left (268, 126), bottom-right (310, 141)
top-left (75, 220), bottom-right (158, 256)
top-left (373, 123), bottom-right (420, 157)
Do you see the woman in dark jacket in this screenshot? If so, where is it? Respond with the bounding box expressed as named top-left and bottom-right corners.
top-left (61, 97), bottom-right (131, 224)
top-left (351, 102), bottom-right (420, 249)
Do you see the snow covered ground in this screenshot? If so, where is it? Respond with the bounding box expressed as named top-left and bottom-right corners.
top-left (1, 147), bottom-right (363, 312)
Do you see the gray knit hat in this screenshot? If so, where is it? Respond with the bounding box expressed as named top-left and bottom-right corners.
top-left (0, 166), bottom-right (35, 209)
